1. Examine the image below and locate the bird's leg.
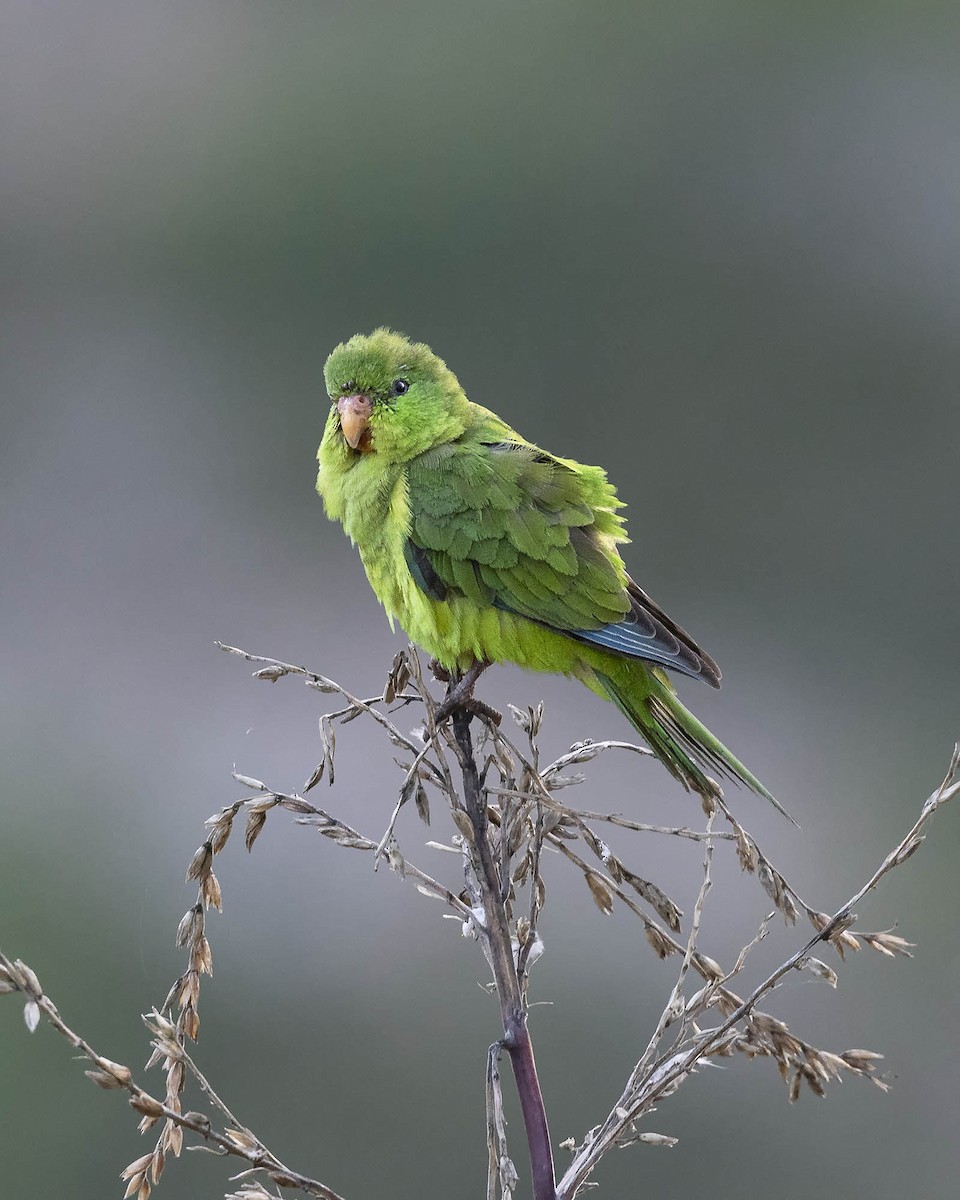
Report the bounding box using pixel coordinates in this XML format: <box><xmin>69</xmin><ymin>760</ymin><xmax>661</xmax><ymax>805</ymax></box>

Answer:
<box><xmin>433</xmin><ymin>660</ymin><xmax>501</xmax><ymax>726</ymax></box>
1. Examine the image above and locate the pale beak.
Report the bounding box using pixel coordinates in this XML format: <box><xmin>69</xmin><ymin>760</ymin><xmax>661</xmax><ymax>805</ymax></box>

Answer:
<box><xmin>337</xmin><ymin>394</ymin><xmax>372</xmax><ymax>450</ymax></box>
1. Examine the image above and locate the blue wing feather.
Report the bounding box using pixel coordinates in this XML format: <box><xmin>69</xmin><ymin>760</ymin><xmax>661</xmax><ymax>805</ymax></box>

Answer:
<box><xmin>570</xmin><ymin>622</ymin><xmax>703</xmax><ymax>679</ymax></box>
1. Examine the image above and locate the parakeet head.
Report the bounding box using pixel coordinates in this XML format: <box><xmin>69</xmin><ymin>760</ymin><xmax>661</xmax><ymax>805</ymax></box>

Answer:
<box><xmin>322</xmin><ymin>329</ymin><xmax>468</xmax><ymax>462</ymax></box>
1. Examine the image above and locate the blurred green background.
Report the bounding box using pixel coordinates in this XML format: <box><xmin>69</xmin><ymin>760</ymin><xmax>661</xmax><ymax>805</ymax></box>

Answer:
<box><xmin>2</xmin><ymin>1</ymin><xmax>958</xmax><ymax>1196</ymax></box>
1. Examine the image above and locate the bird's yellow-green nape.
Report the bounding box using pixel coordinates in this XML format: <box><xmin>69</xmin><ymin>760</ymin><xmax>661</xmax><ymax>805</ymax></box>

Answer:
<box><xmin>316</xmin><ymin>329</ymin><xmax>788</xmax><ymax>820</ymax></box>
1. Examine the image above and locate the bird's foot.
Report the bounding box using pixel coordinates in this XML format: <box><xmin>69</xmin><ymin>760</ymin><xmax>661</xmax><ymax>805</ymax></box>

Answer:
<box><xmin>433</xmin><ymin>661</ymin><xmax>501</xmax><ymax>727</ymax></box>
<box><xmin>428</xmin><ymin>658</ymin><xmax>452</xmax><ymax>684</ymax></box>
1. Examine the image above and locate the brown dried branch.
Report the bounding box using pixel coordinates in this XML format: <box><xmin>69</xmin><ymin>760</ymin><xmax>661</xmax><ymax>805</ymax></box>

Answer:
<box><xmin>449</xmin><ymin>708</ymin><xmax>557</xmax><ymax>1200</ymax></box>
<box><xmin>556</xmin><ymin>746</ymin><xmax>960</xmax><ymax>1198</ymax></box>
<box><xmin>6</xmin><ymin>640</ymin><xmax>956</xmax><ymax>1200</ymax></box>
<box><xmin>0</xmin><ymin>952</ymin><xmax>345</xmax><ymax>1200</ymax></box>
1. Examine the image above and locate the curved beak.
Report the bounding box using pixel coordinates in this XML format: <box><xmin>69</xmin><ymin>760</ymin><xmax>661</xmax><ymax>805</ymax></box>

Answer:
<box><xmin>337</xmin><ymin>394</ymin><xmax>372</xmax><ymax>450</ymax></box>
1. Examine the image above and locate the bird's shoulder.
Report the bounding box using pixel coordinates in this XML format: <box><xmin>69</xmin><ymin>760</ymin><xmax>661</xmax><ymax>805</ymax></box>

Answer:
<box><xmin>406</xmin><ymin>405</ymin><xmax>621</xmax><ymax>520</ymax></box>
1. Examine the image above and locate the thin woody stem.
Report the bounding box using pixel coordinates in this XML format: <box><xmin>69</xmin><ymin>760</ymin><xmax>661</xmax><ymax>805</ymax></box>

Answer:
<box><xmin>451</xmin><ymin>709</ymin><xmax>557</xmax><ymax>1200</ymax></box>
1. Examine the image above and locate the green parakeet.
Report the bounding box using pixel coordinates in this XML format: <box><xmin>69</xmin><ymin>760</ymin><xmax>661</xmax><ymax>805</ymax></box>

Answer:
<box><xmin>317</xmin><ymin>329</ymin><xmax>783</xmax><ymax>815</ymax></box>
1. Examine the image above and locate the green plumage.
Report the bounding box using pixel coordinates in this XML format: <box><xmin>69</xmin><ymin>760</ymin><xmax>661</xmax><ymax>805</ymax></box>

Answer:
<box><xmin>317</xmin><ymin>329</ymin><xmax>784</xmax><ymax>816</ymax></box>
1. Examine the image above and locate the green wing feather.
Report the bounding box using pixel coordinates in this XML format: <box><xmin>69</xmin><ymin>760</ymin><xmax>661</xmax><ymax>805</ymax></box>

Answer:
<box><xmin>408</xmin><ymin>436</ymin><xmax>623</xmax><ymax>621</ymax></box>
<box><xmin>404</xmin><ymin>430</ymin><xmax>719</xmax><ymax>684</ymax></box>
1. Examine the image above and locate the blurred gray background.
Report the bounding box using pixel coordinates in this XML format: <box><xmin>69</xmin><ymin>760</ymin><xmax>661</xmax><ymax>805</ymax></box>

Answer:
<box><xmin>2</xmin><ymin>2</ymin><xmax>958</xmax><ymax>1196</ymax></box>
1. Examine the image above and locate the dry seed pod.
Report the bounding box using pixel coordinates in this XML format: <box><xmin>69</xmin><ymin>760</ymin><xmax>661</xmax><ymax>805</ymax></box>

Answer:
<box><xmin>185</xmin><ymin>842</ymin><xmax>213</xmax><ymax>883</ymax></box>
<box><xmin>584</xmin><ymin>871</ymin><xmax>614</xmax><ymax>915</ymax></box>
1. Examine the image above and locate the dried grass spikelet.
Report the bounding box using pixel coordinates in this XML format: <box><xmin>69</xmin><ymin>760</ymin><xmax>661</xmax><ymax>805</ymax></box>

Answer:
<box><xmin>201</xmin><ymin>871</ymin><xmax>222</xmax><ymax>911</ymax></box>
<box><xmin>861</xmin><ymin>931</ymin><xmax>914</xmax><ymax>958</ymax></box>
<box><xmin>508</xmin><ymin>702</ymin><xmax>544</xmax><ymax>736</ymax></box>
<box><xmin>450</xmin><ymin>807</ymin><xmax>475</xmax><ymax>843</ymax></box>
<box><xmin>130</xmin><ymin>1093</ymin><xmax>164</xmax><ymax>1119</ymax></box>
<box><xmin>164</xmin><ymin>1060</ymin><xmax>184</xmax><ymax>1109</ymax></box>
<box><xmin>382</xmin><ymin>649</ymin><xmax>411</xmax><ymax>704</ymax></box>
<box><xmin>809</xmin><ymin>910</ymin><xmax>862</xmax><ymax>958</ymax></box>
<box><xmin>841</xmin><ymin>1048</ymin><xmax>886</xmax><ymax>1075</ymax></box>
<box><xmin>415</xmin><ymin>781</ymin><xmax>431</xmax><ymax>825</ymax></box>
<box><xmin>178</xmin><ymin>1003</ymin><xmax>200</xmax><ymax>1041</ymax></box>
<box><xmin>584</xmin><ymin>871</ymin><xmax>614</xmax><ymax>915</ymax></box>
<box><xmin>244</xmin><ymin>796</ymin><xmax>278</xmax><ymax>851</ymax></box>
<box><xmin>184</xmin><ymin>842</ymin><xmax>213</xmax><ymax>884</ymax></box>
<box><xmin>756</xmin><ymin>857</ymin><xmax>800</xmax><ymax>924</ymax></box>
<box><xmin>174</xmin><ymin>905</ymin><xmax>203</xmax><ymax>949</ymax></box>
<box><xmin>644</xmin><ymin>924</ymin><xmax>678</xmax><ymax>959</ymax></box>
<box><xmin>150</xmin><ymin>1144</ymin><xmax>165</xmax><ymax>1185</ymax></box>
<box><xmin>692</xmin><ymin>953</ymin><xmax>724</xmax><ymax>983</ymax></box>
<box><xmin>637</xmin><ymin>1131</ymin><xmax>679</xmax><ymax>1148</ymax></box>
<box><xmin>618</xmin><ymin>866</ymin><xmax>682</xmax><ymax>932</ymax></box>
<box><xmin>303</xmin><ymin>758</ymin><xmax>326</xmax><ymax>793</ymax></box>
<box><xmin>734</xmin><ymin>1006</ymin><xmax>889</xmax><ymax>1102</ymax></box>
<box><xmin>696</xmin><ymin>776</ymin><xmax>721</xmax><ymax>816</ymax></box>
<box><xmin>734</xmin><ymin>826</ymin><xmax>759</xmax><ymax>873</ymax></box>
<box><xmin>798</xmin><ymin>956</ymin><xmax>839</xmax><ymax>987</ymax></box>
<box><xmin>23</xmin><ymin>999</ymin><xmax>40</xmax><ymax>1032</ymax></box>
<box><xmin>136</xmin><ymin>1112</ymin><xmax>160</xmax><ymax>1137</ymax></box>
<box><xmin>143</xmin><ymin>1011</ymin><xmax>182</xmax><ymax>1069</ymax></box>
<box><xmin>382</xmin><ymin>833</ymin><xmax>406</xmax><ymax>878</ymax></box>
<box><xmin>178</xmin><ymin>970</ymin><xmax>200</xmax><ymax>1010</ymax></box>
<box><xmin>204</xmin><ymin>803</ymin><xmax>240</xmax><ymax>853</ymax></box>
<box><xmin>120</xmin><ymin>1152</ymin><xmax>154</xmax><ymax>1200</ymax></box>
<box><xmin>893</xmin><ymin>833</ymin><xmax>926</xmax><ymax>865</ymax></box>
<box><xmin>10</xmin><ymin>960</ymin><xmax>42</xmax><ymax>995</ymax></box>
<box><xmin>84</xmin><ymin>1059</ymin><xmax>133</xmax><ymax>1089</ymax></box>
<box><xmin>162</xmin><ymin>1117</ymin><xmax>183</xmax><ymax>1157</ymax></box>
<box><xmin>251</xmin><ymin>664</ymin><xmax>293</xmax><ymax>682</ymax></box>
<box><xmin>223</xmin><ymin>1126</ymin><xmax>260</xmax><ymax>1152</ymax></box>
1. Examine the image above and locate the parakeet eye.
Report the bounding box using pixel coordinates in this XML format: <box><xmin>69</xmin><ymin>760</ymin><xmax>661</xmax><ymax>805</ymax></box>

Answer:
<box><xmin>341</xmin><ymin>380</ymin><xmax>355</xmax><ymax>392</ymax></box>
<box><xmin>392</xmin><ymin>379</ymin><xmax>409</xmax><ymax>396</ymax></box>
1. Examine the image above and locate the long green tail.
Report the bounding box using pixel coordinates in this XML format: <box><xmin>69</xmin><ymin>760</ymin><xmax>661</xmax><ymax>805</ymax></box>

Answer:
<box><xmin>595</xmin><ymin>665</ymin><xmax>795</xmax><ymax>825</ymax></box>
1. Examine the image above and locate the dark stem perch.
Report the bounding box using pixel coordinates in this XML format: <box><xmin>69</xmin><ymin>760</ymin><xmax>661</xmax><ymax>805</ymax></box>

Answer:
<box><xmin>451</xmin><ymin>710</ymin><xmax>557</xmax><ymax>1200</ymax></box>
<box><xmin>434</xmin><ymin>661</ymin><xmax>502</xmax><ymax>726</ymax></box>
